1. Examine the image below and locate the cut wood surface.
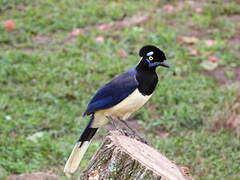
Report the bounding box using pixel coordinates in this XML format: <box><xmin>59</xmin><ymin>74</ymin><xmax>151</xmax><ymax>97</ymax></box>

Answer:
<box><xmin>80</xmin><ymin>131</ymin><xmax>192</xmax><ymax>180</ymax></box>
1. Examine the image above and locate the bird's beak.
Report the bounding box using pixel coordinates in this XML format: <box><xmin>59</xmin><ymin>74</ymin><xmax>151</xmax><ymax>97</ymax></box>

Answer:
<box><xmin>159</xmin><ymin>60</ymin><xmax>170</xmax><ymax>68</ymax></box>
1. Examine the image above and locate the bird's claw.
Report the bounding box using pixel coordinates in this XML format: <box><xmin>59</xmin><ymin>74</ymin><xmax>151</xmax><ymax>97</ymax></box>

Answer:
<box><xmin>118</xmin><ymin>129</ymin><xmax>130</xmax><ymax>136</ymax></box>
<box><xmin>133</xmin><ymin>135</ymin><xmax>148</xmax><ymax>144</ymax></box>
<box><xmin>118</xmin><ymin>129</ymin><xmax>148</xmax><ymax>144</ymax></box>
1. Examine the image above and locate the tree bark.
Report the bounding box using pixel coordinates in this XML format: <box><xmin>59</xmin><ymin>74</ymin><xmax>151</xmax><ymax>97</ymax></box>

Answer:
<box><xmin>80</xmin><ymin>131</ymin><xmax>192</xmax><ymax>180</ymax></box>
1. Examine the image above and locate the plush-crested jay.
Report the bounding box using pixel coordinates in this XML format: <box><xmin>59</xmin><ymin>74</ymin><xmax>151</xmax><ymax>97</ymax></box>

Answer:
<box><xmin>64</xmin><ymin>45</ymin><xmax>170</xmax><ymax>174</ymax></box>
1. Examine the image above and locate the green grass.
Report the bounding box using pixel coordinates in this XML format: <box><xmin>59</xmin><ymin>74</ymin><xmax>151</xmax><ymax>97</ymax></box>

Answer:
<box><xmin>152</xmin><ymin>130</ymin><xmax>240</xmax><ymax>180</ymax></box>
<box><xmin>0</xmin><ymin>0</ymin><xmax>240</xmax><ymax>179</ymax></box>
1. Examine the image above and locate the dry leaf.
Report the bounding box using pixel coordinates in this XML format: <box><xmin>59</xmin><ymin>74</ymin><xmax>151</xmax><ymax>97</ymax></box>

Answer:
<box><xmin>190</xmin><ymin>49</ymin><xmax>201</xmax><ymax>56</ymax></box>
<box><xmin>206</xmin><ymin>51</ymin><xmax>213</xmax><ymax>56</ymax></box>
<box><xmin>177</xmin><ymin>36</ymin><xmax>199</xmax><ymax>45</ymax></box>
<box><xmin>71</xmin><ymin>29</ymin><xmax>84</xmax><ymax>36</ymax></box>
<box><xmin>195</xmin><ymin>7</ymin><xmax>203</xmax><ymax>14</ymax></box>
<box><xmin>119</xmin><ymin>48</ymin><xmax>127</xmax><ymax>57</ymax></box>
<box><xmin>95</xmin><ymin>35</ymin><xmax>104</xmax><ymax>43</ymax></box>
<box><xmin>97</xmin><ymin>24</ymin><xmax>110</xmax><ymax>31</ymax></box>
<box><xmin>4</xmin><ymin>19</ymin><xmax>15</xmax><ymax>31</ymax></box>
<box><xmin>27</xmin><ymin>132</ymin><xmax>46</xmax><ymax>142</ymax></box>
<box><xmin>163</xmin><ymin>4</ymin><xmax>174</xmax><ymax>12</ymax></box>
<box><xmin>208</xmin><ymin>55</ymin><xmax>218</xmax><ymax>63</ymax></box>
<box><xmin>201</xmin><ymin>60</ymin><xmax>218</xmax><ymax>71</ymax></box>
<box><xmin>206</xmin><ymin>39</ymin><xmax>216</xmax><ymax>47</ymax></box>
<box><xmin>5</xmin><ymin>115</ymin><xmax>12</xmax><ymax>120</ymax></box>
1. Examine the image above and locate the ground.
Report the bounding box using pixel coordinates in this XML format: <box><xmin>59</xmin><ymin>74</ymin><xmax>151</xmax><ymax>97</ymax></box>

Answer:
<box><xmin>0</xmin><ymin>0</ymin><xmax>240</xmax><ymax>180</ymax></box>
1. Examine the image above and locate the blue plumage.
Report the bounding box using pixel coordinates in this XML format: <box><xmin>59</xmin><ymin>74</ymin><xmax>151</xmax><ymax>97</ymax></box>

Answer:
<box><xmin>83</xmin><ymin>68</ymin><xmax>138</xmax><ymax>116</ymax></box>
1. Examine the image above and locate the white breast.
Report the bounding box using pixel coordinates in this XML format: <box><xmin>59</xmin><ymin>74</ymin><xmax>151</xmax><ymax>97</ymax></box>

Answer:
<box><xmin>101</xmin><ymin>89</ymin><xmax>151</xmax><ymax>119</ymax></box>
<box><xmin>92</xmin><ymin>89</ymin><xmax>152</xmax><ymax>128</ymax></box>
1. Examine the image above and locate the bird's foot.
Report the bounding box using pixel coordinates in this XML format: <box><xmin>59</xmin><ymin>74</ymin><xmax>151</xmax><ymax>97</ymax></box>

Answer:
<box><xmin>107</xmin><ymin>116</ymin><xmax>149</xmax><ymax>144</ymax></box>
<box><xmin>119</xmin><ymin>130</ymin><xmax>148</xmax><ymax>144</ymax></box>
<box><xmin>130</xmin><ymin>134</ymin><xmax>148</xmax><ymax>144</ymax></box>
<box><xmin>117</xmin><ymin>128</ymin><xmax>130</xmax><ymax>136</ymax></box>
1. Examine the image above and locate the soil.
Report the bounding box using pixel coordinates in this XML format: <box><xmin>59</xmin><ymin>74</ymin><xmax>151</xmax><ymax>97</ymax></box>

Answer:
<box><xmin>7</xmin><ymin>172</ymin><xmax>58</xmax><ymax>180</ymax></box>
<box><xmin>203</xmin><ymin>66</ymin><xmax>240</xmax><ymax>85</ymax></box>
<box><xmin>230</xmin><ymin>27</ymin><xmax>240</xmax><ymax>46</ymax></box>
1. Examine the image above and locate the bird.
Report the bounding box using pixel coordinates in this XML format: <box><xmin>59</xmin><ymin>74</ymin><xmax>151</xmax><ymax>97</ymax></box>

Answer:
<box><xmin>64</xmin><ymin>45</ymin><xmax>170</xmax><ymax>175</ymax></box>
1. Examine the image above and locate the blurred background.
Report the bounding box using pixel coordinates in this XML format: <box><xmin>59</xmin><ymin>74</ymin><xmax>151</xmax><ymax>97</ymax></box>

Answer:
<box><xmin>0</xmin><ymin>0</ymin><xmax>240</xmax><ymax>179</ymax></box>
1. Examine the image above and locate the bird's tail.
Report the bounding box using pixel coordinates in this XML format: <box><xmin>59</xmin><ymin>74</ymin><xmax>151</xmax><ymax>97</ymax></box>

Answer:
<box><xmin>64</xmin><ymin>115</ymin><xmax>98</xmax><ymax>175</ymax></box>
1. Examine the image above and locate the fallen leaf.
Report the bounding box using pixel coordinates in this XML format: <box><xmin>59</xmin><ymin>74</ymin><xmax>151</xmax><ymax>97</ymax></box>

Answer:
<box><xmin>201</xmin><ymin>60</ymin><xmax>218</xmax><ymax>71</ymax></box>
<box><xmin>190</xmin><ymin>49</ymin><xmax>201</xmax><ymax>56</ymax></box>
<box><xmin>175</xmin><ymin>2</ymin><xmax>186</xmax><ymax>11</ymax></box>
<box><xmin>97</xmin><ymin>24</ymin><xmax>110</xmax><ymax>31</ymax></box>
<box><xmin>177</xmin><ymin>36</ymin><xmax>199</xmax><ymax>45</ymax></box>
<box><xmin>4</xmin><ymin>19</ymin><xmax>15</xmax><ymax>31</ymax></box>
<box><xmin>195</xmin><ymin>7</ymin><xmax>203</xmax><ymax>14</ymax></box>
<box><xmin>208</xmin><ymin>55</ymin><xmax>218</xmax><ymax>63</ymax></box>
<box><xmin>206</xmin><ymin>39</ymin><xmax>216</xmax><ymax>47</ymax></box>
<box><xmin>64</xmin><ymin>93</ymin><xmax>76</xmax><ymax>100</ymax></box>
<box><xmin>27</xmin><ymin>132</ymin><xmax>46</xmax><ymax>142</ymax></box>
<box><xmin>163</xmin><ymin>4</ymin><xmax>174</xmax><ymax>12</ymax></box>
<box><xmin>71</xmin><ymin>28</ymin><xmax>84</xmax><ymax>36</ymax></box>
<box><xmin>206</xmin><ymin>51</ymin><xmax>213</xmax><ymax>56</ymax></box>
<box><xmin>119</xmin><ymin>48</ymin><xmax>127</xmax><ymax>57</ymax></box>
<box><xmin>95</xmin><ymin>35</ymin><xmax>104</xmax><ymax>43</ymax></box>
<box><xmin>5</xmin><ymin>115</ymin><xmax>12</xmax><ymax>120</ymax></box>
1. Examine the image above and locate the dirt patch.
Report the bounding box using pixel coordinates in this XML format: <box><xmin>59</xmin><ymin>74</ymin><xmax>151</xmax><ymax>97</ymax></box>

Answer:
<box><xmin>62</xmin><ymin>0</ymin><xmax>206</xmax><ymax>43</ymax></box>
<box><xmin>225</xmin><ymin>14</ymin><xmax>240</xmax><ymax>24</ymax></box>
<box><xmin>204</xmin><ymin>66</ymin><xmax>240</xmax><ymax>134</ymax></box>
<box><xmin>209</xmin><ymin>93</ymin><xmax>240</xmax><ymax>135</ymax></box>
<box><xmin>188</xmin><ymin>24</ymin><xmax>209</xmax><ymax>39</ymax></box>
<box><xmin>203</xmin><ymin>66</ymin><xmax>240</xmax><ymax>85</ymax></box>
<box><xmin>227</xmin><ymin>14</ymin><xmax>240</xmax><ymax>47</ymax></box>
<box><xmin>32</xmin><ymin>35</ymin><xmax>52</xmax><ymax>46</ymax></box>
<box><xmin>7</xmin><ymin>172</ymin><xmax>58</xmax><ymax>180</ymax></box>
<box><xmin>230</xmin><ymin>27</ymin><xmax>240</xmax><ymax>46</ymax></box>
<box><xmin>112</xmin><ymin>13</ymin><xmax>150</xmax><ymax>30</ymax></box>
<box><xmin>151</xmin><ymin>128</ymin><xmax>170</xmax><ymax>138</ymax></box>
<box><xmin>62</xmin><ymin>13</ymin><xmax>150</xmax><ymax>43</ymax></box>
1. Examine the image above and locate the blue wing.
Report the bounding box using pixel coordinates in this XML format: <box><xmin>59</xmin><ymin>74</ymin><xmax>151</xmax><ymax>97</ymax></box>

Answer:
<box><xmin>83</xmin><ymin>68</ymin><xmax>138</xmax><ymax>116</ymax></box>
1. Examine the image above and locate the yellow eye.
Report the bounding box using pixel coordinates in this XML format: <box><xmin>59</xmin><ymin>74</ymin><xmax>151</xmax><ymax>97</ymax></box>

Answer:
<box><xmin>149</xmin><ymin>56</ymin><xmax>154</xmax><ymax>60</ymax></box>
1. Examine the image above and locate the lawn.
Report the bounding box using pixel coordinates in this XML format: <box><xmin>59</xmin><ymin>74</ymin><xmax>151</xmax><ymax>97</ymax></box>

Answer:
<box><xmin>0</xmin><ymin>0</ymin><xmax>240</xmax><ymax>180</ymax></box>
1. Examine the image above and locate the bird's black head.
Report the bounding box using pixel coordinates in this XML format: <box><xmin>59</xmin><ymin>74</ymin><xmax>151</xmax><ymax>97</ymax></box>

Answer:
<box><xmin>138</xmin><ymin>45</ymin><xmax>170</xmax><ymax>70</ymax></box>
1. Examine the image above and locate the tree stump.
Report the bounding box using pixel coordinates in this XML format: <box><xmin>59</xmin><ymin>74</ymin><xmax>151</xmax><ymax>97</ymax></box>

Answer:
<box><xmin>80</xmin><ymin>131</ymin><xmax>192</xmax><ymax>180</ymax></box>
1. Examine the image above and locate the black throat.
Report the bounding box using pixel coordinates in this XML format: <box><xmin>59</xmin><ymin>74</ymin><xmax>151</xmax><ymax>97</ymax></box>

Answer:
<box><xmin>135</xmin><ymin>59</ymin><xmax>158</xmax><ymax>96</ymax></box>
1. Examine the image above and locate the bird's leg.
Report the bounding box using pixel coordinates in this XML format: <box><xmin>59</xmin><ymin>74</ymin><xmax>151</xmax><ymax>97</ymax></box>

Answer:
<box><xmin>118</xmin><ymin>119</ymin><xmax>148</xmax><ymax>144</ymax></box>
<box><xmin>106</xmin><ymin>116</ymin><xmax>128</xmax><ymax>136</ymax></box>
<box><xmin>119</xmin><ymin>120</ymin><xmax>137</xmax><ymax>134</ymax></box>
<box><xmin>106</xmin><ymin>116</ymin><xmax>148</xmax><ymax>144</ymax></box>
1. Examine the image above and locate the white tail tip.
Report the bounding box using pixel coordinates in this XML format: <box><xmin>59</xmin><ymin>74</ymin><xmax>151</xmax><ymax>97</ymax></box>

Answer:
<box><xmin>64</xmin><ymin>141</ymin><xmax>90</xmax><ymax>175</ymax></box>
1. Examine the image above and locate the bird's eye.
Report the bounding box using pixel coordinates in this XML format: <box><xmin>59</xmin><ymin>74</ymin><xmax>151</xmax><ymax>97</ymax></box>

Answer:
<box><xmin>149</xmin><ymin>56</ymin><xmax>154</xmax><ymax>60</ymax></box>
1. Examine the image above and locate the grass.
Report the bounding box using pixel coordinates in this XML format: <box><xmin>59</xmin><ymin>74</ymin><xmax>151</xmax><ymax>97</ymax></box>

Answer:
<box><xmin>0</xmin><ymin>0</ymin><xmax>240</xmax><ymax>179</ymax></box>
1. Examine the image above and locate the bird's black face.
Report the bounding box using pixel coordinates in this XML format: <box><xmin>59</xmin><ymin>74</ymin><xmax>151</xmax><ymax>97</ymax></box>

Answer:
<box><xmin>139</xmin><ymin>45</ymin><xmax>170</xmax><ymax>69</ymax></box>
